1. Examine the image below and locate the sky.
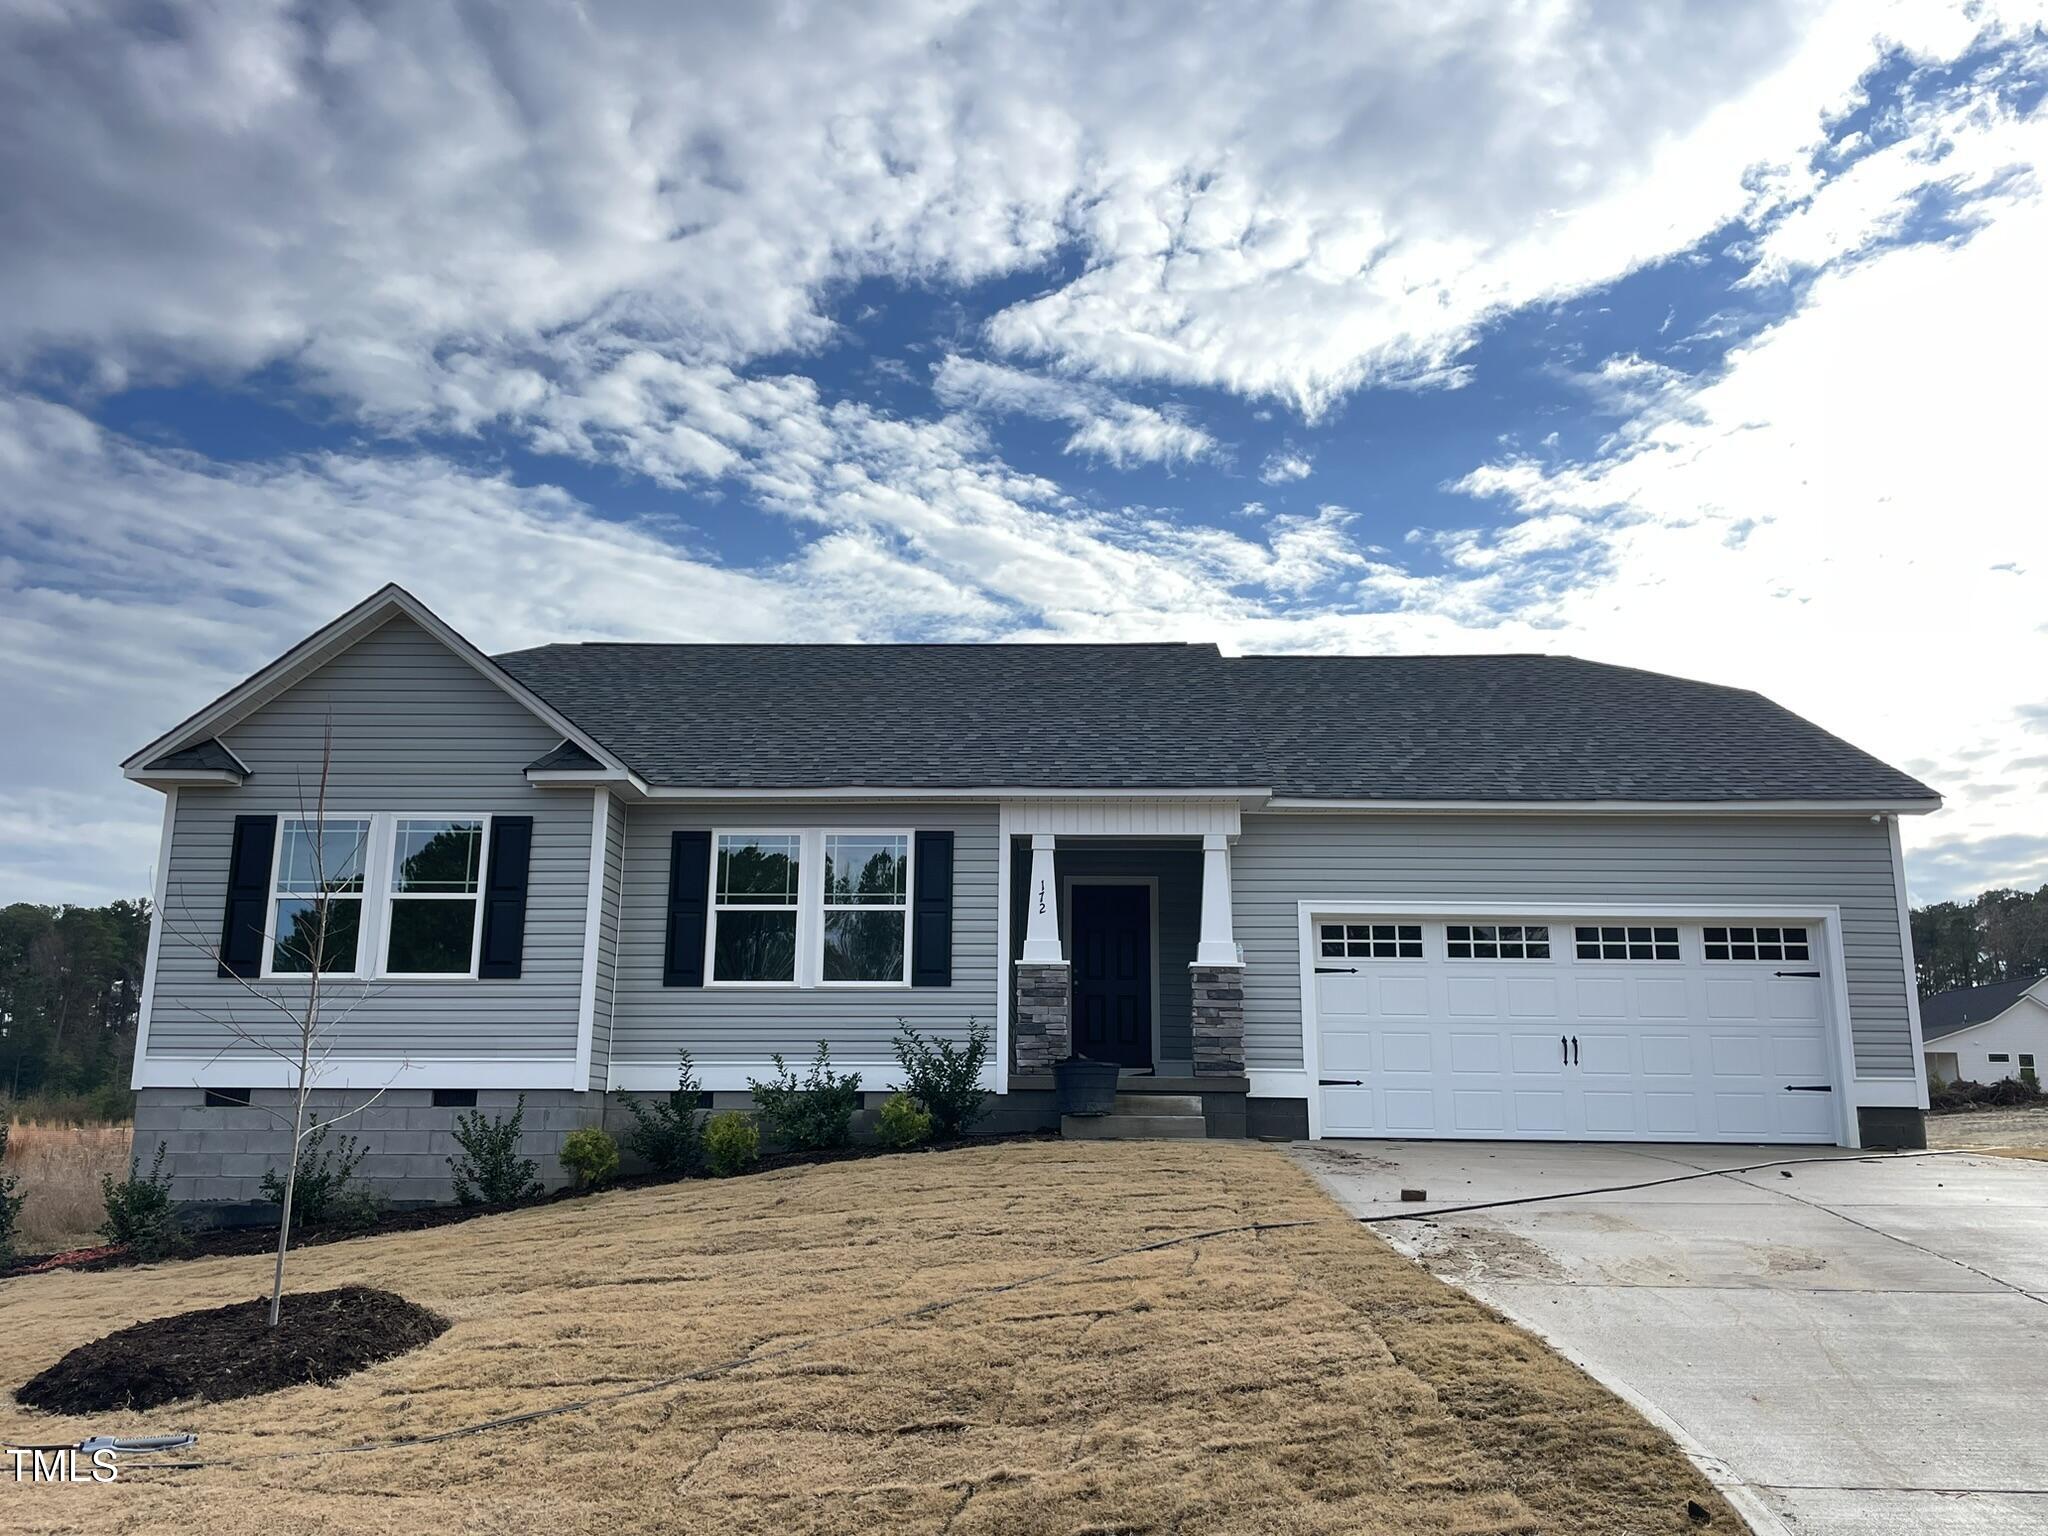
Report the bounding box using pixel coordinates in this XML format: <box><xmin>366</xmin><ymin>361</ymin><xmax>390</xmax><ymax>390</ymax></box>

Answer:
<box><xmin>1</xmin><ymin>0</ymin><xmax>2043</xmax><ymax>909</ymax></box>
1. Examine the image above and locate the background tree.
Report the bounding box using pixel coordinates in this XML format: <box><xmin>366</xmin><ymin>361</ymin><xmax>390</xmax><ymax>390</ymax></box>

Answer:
<box><xmin>1910</xmin><ymin>882</ymin><xmax>2048</xmax><ymax>996</ymax></box>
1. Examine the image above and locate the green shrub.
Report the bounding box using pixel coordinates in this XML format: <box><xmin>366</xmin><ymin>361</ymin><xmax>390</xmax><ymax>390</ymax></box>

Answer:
<box><xmin>702</xmin><ymin>1112</ymin><xmax>760</xmax><ymax>1177</ymax></box>
<box><xmin>0</xmin><ymin>1125</ymin><xmax>22</xmax><ymax>1263</ymax></box>
<box><xmin>875</xmin><ymin>1093</ymin><xmax>933</xmax><ymax>1149</ymax></box>
<box><xmin>891</xmin><ymin>1018</ymin><xmax>992</xmax><ymax>1139</ymax></box>
<box><xmin>619</xmin><ymin>1051</ymin><xmax>704</xmax><ymax>1176</ymax></box>
<box><xmin>99</xmin><ymin>1141</ymin><xmax>186</xmax><ymax>1260</ymax></box>
<box><xmin>324</xmin><ymin>1184</ymin><xmax>389</xmax><ymax>1234</ymax></box>
<box><xmin>447</xmin><ymin>1095</ymin><xmax>544</xmax><ymax>1207</ymax></box>
<box><xmin>749</xmin><ymin>1042</ymin><xmax>862</xmax><ymax>1152</ymax></box>
<box><xmin>560</xmin><ymin>1126</ymin><xmax>621</xmax><ymax>1189</ymax></box>
<box><xmin>258</xmin><ymin>1122</ymin><xmax>368</xmax><ymax>1225</ymax></box>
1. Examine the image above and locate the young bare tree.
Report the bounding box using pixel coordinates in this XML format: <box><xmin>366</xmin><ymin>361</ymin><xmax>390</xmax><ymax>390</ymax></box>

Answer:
<box><xmin>163</xmin><ymin>722</ymin><xmax>405</xmax><ymax>1325</ymax></box>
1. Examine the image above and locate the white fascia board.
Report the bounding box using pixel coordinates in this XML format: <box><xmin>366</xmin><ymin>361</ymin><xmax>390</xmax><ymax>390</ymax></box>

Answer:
<box><xmin>1261</xmin><ymin>797</ymin><xmax>1943</xmax><ymax>816</ymax></box>
<box><xmin>526</xmin><ymin>768</ymin><xmax>634</xmax><ymax>786</ymax></box>
<box><xmin>134</xmin><ymin>1056</ymin><xmax>581</xmax><ymax>1090</ymax></box>
<box><xmin>121</xmin><ymin>584</ymin><xmax>628</xmax><ymax>778</ymax></box>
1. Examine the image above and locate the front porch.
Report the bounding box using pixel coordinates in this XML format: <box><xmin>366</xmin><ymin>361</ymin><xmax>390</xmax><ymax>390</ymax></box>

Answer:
<box><xmin>1003</xmin><ymin>819</ymin><xmax>1248</xmax><ymax>1135</ymax></box>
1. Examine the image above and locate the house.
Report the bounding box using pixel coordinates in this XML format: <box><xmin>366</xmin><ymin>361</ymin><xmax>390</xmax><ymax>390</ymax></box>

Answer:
<box><xmin>1919</xmin><ymin>976</ymin><xmax>2047</xmax><ymax>1087</ymax></box>
<box><xmin>122</xmin><ymin>586</ymin><xmax>1942</xmax><ymax>1203</ymax></box>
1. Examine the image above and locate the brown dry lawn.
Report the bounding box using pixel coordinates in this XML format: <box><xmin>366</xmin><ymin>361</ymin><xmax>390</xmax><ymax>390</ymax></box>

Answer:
<box><xmin>0</xmin><ymin>1141</ymin><xmax>1735</xmax><ymax>1535</ymax></box>
<box><xmin>3</xmin><ymin>1121</ymin><xmax>129</xmax><ymax>1252</ymax></box>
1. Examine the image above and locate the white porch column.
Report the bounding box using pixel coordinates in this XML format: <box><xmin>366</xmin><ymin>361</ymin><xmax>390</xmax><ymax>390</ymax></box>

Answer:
<box><xmin>1020</xmin><ymin>833</ymin><xmax>1066</xmax><ymax>963</ymax></box>
<box><xmin>1194</xmin><ymin>832</ymin><xmax>1241</xmax><ymax>966</ymax></box>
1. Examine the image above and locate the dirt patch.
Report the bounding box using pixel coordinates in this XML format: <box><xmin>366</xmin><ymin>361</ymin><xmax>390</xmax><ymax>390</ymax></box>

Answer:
<box><xmin>1926</xmin><ymin>1104</ymin><xmax>2048</xmax><ymax>1150</ymax></box>
<box><xmin>0</xmin><ymin>1143</ymin><xmax>1735</xmax><ymax>1534</ymax></box>
<box><xmin>14</xmin><ymin>1285</ymin><xmax>447</xmax><ymax>1414</ymax></box>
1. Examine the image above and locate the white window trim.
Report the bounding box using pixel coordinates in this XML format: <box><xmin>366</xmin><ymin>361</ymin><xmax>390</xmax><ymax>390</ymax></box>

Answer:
<box><xmin>257</xmin><ymin>812</ymin><xmax>494</xmax><ymax>983</ymax></box>
<box><xmin>379</xmin><ymin>814</ymin><xmax>493</xmax><ymax>981</ymax></box>
<box><xmin>704</xmin><ymin>828</ymin><xmax>808</xmax><ymax>989</ymax></box>
<box><xmin>258</xmin><ymin>813</ymin><xmax>375</xmax><ymax>981</ymax></box>
<box><xmin>817</xmin><ymin>829</ymin><xmax>914</xmax><ymax>990</ymax></box>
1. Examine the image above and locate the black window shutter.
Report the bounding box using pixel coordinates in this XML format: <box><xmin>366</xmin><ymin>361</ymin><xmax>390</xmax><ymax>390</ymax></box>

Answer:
<box><xmin>663</xmin><ymin>830</ymin><xmax>712</xmax><ymax>987</ymax></box>
<box><xmin>218</xmin><ymin>814</ymin><xmax>276</xmax><ymax>978</ymax></box>
<box><xmin>910</xmin><ymin>830</ymin><xmax>954</xmax><ymax>987</ymax></box>
<box><xmin>478</xmin><ymin>816</ymin><xmax>534</xmax><ymax>980</ymax></box>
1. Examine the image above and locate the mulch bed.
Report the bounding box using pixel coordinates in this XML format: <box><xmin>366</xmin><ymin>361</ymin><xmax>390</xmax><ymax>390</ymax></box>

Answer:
<box><xmin>0</xmin><ymin>1131</ymin><xmax>1061</xmax><ymax>1280</ymax></box>
<box><xmin>14</xmin><ymin>1285</ymin><xmax>448</xmax><ymax>1414</ymax></box>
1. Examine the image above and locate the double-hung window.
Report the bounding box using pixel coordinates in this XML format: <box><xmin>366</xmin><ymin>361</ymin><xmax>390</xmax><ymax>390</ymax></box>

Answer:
<box><xmin>268</xmin><ymin>817</ymin><xmax>371</xmax><ymax>975</ymax></box>
<box><xmin>383</xmin><ymin>819</ymin><xmax>486</xmax><ymax>976</ymax></box>
<box><xmin>821</xmin><ymin>833</ymin><xmax>909</xmax><ymax>983</ymax></box>
<box><xmin>710</xmin><ymin>833</ymin><xmax>802</xmax><ymax>984</ymax></box>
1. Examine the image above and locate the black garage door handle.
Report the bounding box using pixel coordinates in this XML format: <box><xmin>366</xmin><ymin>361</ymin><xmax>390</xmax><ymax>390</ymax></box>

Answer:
<box><xmin>1319</xmin><ymin>1078</ymin><xmax>1363</xmax><ymax>1087</ymax></box>
<box><xmin>1316</xmin><ymin>965</ymin><xmax>1359</xmax><ymax>975</ymax></box>
<box><xmin>1775</xmin><ymin>970</ymin><xmax>1821</xmax><ymax>978</ymax></box>
<box><xmin>1784</xmin><ymin>1084</ymin><xmax>1834</xmax><ymax>1092</ymax></box>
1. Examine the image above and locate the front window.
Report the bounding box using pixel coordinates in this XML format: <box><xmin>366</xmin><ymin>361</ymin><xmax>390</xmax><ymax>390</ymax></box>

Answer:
<box><xmin>820</xmin><ymin>833</ymin><xmax>908</xmax><ymax>983</ymax></box>
<box><xmin>383</xmin><ymin>819</ymin><xmax>485</xmax><ymax>975</ymax></box>
<box><xmin>711</xmin><ymin>833</ymin><xmax>801</xmax><ymax>983</ymax></box>
<box><xmin>269</xmin><ymin>817</ymin><xmax>369</xmax><ymax>974</ymax></box>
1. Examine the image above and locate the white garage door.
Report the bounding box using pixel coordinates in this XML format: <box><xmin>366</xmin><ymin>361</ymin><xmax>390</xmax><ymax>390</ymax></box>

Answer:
<box><xmin>1309</xmin><ymin>915</ymin><xmax>1839</xmax><ymax>1143</ymax></box>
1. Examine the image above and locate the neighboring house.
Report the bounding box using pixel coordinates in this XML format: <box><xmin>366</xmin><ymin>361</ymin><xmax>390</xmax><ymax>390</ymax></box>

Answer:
<box><xmin>1919</xmin><ymin>976</ymin><xmax>2047</xmax><ymax>1087</ymax></box>
<box><xmin>122</xmin><ymin>586</ymin><xmax>1943</xmax><ymax>1202</ymax></box>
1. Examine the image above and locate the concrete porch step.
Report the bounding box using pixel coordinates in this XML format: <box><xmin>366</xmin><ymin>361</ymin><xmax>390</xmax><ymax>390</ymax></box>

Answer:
<box><xmin>1111</xmin><ymin>1093</ymin><xmax>1202</xmax><ymax>1116</ymax></box>
<box><xmin>1061</xmin><ymin>1112</ymin><xmax>1208</xmax><ymax>1140</ymax></box>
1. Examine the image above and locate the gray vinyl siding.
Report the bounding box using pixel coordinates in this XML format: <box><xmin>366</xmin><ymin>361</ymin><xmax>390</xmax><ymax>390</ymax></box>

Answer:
<box><xmin>147</xmin><ymin>614</ymin><xmax>593</xmax><ymax>1064</ymax></box>
<box><xmin>588</xmin><ymin>795</ymin><xmax>627</xmax><ymax>1090</ymax></box>
<box><xmin>611</xmin><ymin>803</ymin><xmax>999</xmax><ymax>1071</ymax></box>
<box><xmin>1007</xmin><ymin>842</ymin><xmax>1201</xmax><ymax>1068</ymax></box>
<box><xmin>1231</xmin><ymin>813</ymin><xmax>1915</xmax><ymax>1080</ymax></box>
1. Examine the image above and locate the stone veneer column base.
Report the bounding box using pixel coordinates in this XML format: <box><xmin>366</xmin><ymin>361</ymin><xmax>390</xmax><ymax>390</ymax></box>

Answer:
<box><xmin>1013</xmin><ymin>962</ymin><xmax>1073</xmax><ymax>1072</ymax></box>
<box><xmin>1190</xmin><ymin>964</ymin><xmax>1246</xmax><ymax>1076</ymax></box>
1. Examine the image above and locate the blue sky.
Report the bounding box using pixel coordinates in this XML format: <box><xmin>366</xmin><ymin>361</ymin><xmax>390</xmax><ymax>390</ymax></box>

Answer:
<box><xmin>1</xmin><ymin>1</ymin><xmax>2044</xmax><ymax>906</ymax></box>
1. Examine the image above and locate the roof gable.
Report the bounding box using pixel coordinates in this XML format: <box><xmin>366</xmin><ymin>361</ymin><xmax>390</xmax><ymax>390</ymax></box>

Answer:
<box><xmin>123</xmin><ymin>585</ymin><xmax>624</xmax><ymax>786</ymax></box>
<box><xmin>1919</xmin><ymin>975</ymin><xmax>2048</xmax><ymax>1041</ymax></box>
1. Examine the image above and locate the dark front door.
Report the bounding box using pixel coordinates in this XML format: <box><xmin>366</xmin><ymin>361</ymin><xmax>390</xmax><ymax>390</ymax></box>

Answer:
<box><xmin>1071</xmin><ymin>884</ymin><xmax>1153</xmax><ymax>1068</ymax></box>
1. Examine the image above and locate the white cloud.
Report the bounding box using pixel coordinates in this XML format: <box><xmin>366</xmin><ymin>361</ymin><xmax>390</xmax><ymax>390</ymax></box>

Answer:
<box><xmin>929</xmin><ymin>356</ymin><xmax>1214</xmax><ymax>466</ymax></box>
<box><xmin>1258</xmin><ymin>450</ymin><xmax>1313</xmax><ymax>484</ymax></box>
<box><xmin>4</xmin><ymin>0</ymin><xmax>2038</xmax><ymax>430</ymax></box>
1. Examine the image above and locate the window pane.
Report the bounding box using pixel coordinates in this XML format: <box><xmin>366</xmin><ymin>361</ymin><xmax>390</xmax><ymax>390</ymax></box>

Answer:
<box><xmin>387</xmin><ymin>898</ymin><xmax>478</xmax><ymax>973</ymax></box>
<box><xmin>822</xmin><ymin>910</ymin><xmax>905</xmax><ymax>982</ymax></box>
<box><xmin>392</xmin><ymin>819</ymin><xmax>482</xmax><ymax>892</ymax></box>
<box><xmin>713</xmin><ymin>910</ymin><xmax>797</xmax><ymax>981</ymax></box>
<box><xmin>277</xmin><ymin>818</ymin><xmax>369</xmax><ymax>894</ymax></box>
<box><xmin>271</xmin><ymin>897</ymin><xmax>361</xmax><ymax>973</ymax></box>
<box><xmin>717</xmin><ymin>835</ymin><xmax>800</xmax><ymax>904</ymax></box>
<box><xmin>824</xmin><ymin>834</ymin><xmax>907</xmax><ymax>905</ymax></box>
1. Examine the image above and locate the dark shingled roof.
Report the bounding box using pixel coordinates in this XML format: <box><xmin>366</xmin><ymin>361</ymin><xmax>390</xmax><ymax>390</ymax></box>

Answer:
<box><xmin>492</xmin><ymin>642</ymin><xmax>1938</xmax><ymax>803</ymax></box>
<box><xmin>526</xmin><ymin>739</ymin><xmax>609</xmax><ymax>774</ymax></box>
<box><xmin>143</xmin><ymin>738</ymin><xmax>246</xmax><ymax>776</ymax></box>
<box><xmin>1920</xmin><ymin>976</ymin><xmax>2045</xmax><ymax>1041</ymax></box>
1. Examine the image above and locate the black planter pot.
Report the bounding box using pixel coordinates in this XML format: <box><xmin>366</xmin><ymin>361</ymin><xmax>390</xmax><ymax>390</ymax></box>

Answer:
<box><xmin>1053</xmin><ymin>1056</ymin><xmax>1121</xmax><ymax>1117</ymax></box>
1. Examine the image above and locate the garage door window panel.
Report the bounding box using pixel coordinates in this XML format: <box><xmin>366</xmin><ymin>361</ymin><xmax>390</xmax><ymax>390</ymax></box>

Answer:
<box><xmin>1446</xmin><ymin>923</ymin><xmax>1550</xmax><ymax>960</ymax></box>
<box><xmin>1702</xmin><ymin>925</ymin><xmax>1810</xmax><ymax>962</ymax></box>
<box><xmin>1575</xmin><ymin>925</ymin><xmax>1680</xmax><ymax>961</ymax></box>
<box><xmin>1319</xmin><ymin>922</ymin><xmax>1422</xmax><ymax>959</ymax></box>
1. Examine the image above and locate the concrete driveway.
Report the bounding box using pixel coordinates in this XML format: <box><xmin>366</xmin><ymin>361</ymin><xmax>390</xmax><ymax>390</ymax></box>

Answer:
<box><xmin>1292</xmin><ymin>1140</ymin><xmax>2048</xmax><ymax>1536</ymax></box>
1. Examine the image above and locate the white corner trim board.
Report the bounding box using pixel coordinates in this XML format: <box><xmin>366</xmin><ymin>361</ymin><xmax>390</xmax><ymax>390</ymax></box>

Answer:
<box><xmin>573</xmin><ymin>788</ymin><xmax>612</xmax><ymax>1086</ymax></box>
<box><xmin>1885</xmin><ymin>815</ymin><xmax>1933</xmax><ymax>1112</ymax></box>
<box><xmin>128</xmin><ymin>786</ymin><xmax>179</xmax><ymax>1091</ymax></box>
